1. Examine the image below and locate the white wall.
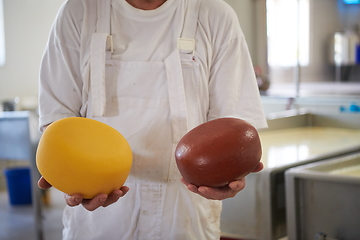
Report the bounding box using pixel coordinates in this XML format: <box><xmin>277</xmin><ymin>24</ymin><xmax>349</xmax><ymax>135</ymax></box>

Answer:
<box><xmin>267</xmin><ymin>0</ymin><xmax>360</xmax><ymax>83</ymax></box>
<box><xmin>0</xmin><ymin>0</ymin><xmax>64</xmax><ymax>109</ymax></box>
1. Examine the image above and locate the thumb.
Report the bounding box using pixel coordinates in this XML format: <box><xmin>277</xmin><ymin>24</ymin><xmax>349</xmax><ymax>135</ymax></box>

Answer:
<box><xmin>38</xmin><ymin>176</ymin><xmax>52</xmax><ymax>189</ymax></box>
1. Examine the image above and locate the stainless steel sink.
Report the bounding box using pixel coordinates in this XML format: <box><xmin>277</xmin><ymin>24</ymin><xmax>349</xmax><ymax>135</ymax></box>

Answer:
<box><xmin>220</xmin><ymin>109</ymin><xmax>360</xmax><ymax>240</ymax></box>
<box><xmin>286</xmin><ymin>152</ymin><xmax>360</xmax><ymax>240</ymax></box>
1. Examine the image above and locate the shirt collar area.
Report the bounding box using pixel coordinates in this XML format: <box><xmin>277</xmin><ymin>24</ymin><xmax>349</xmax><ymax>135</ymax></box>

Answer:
<box><xmin>112</xmin><ymin>0</ymin><xmax>179</xmax><ymax>21</ymax></box>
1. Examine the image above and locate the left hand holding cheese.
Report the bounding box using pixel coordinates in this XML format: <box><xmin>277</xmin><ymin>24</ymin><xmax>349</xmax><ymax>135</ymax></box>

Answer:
<box><xmin>181</xmin><ymin>162</ymin><xmax>263</xmax><ymax>200</ymax></box>
<box><xmin>175</xmin><ymin>117</ymin><xmax>264</xmax><ymax>200</ymax></box>
<box><xmin>175</xmin><ymin>117</ymin><xmax>262</xmax><ymax>188</ymax></box>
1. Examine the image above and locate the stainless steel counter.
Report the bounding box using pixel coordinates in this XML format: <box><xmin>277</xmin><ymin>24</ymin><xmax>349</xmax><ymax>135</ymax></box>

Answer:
<box><xmin>286</xmin><ymin>152</ymin><xmax>360</xmax><ymax>240</ymax></box>
<box><xmin>220</xmin><ymin>110</ymin><xmax>360</xmax><ymax>240</ymax></box>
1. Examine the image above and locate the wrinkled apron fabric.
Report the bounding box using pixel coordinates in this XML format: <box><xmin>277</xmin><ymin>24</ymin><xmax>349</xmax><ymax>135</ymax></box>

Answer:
<box><xmin>62</xmin><ymin>0</ymin><xmax>221</xmax><ymax>239</ymax></box>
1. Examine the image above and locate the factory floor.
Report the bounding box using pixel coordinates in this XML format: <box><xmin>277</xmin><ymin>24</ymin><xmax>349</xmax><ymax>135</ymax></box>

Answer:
<box><xmin>0</xmin><ymin>188</ymin><xmax>65</xmax><ymax>240</ymax></box>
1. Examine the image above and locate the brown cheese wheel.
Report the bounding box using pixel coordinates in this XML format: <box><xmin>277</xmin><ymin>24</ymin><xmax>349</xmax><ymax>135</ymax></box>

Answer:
<box><xmin>175</xmin><ymin>117</ymin><xmax>262</xmax><ymax>187</ymax></box>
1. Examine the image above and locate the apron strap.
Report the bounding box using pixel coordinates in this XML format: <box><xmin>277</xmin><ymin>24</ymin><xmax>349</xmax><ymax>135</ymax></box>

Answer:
<box><xmin>90</xmin><ymin>0</ymin><xmax>112</xmax><ymax>117</ymax></box>
<box><xmin>96</xmin><ymin>0</ymin><xmax>111</xmax><ymax>35</ymax></box>
<box><xmin>165</xmin><ymin>50</ymin><xmax>189</xmax><ymax>143</ymax></box>
<box><xmin>167</xmin><ymin>0</ymin><xmax>201</xmax><ymax>143</ymax></box>
<box><xmin>177</xmin><ymin>0</ymin><xmax>201</xmax><ymax>55</ymax></box>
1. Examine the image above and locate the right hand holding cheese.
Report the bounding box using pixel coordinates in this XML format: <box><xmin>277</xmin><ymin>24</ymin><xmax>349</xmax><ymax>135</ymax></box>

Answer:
<box><xmin>38</xmin><ymin>177</ymin><xmax>129</xmax><ymax>211</ymax></box>
<box><xmin>36</xmin><ymin>117</ymin><xmax>133</xmax><ymax>210</ymax></box>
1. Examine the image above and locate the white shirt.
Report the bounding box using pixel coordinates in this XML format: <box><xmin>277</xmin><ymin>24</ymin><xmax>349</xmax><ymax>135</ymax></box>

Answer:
<box><xmin>39</xmin><ymin>0</ymin><xmax>267</xmax><ymax>130</ymax></box>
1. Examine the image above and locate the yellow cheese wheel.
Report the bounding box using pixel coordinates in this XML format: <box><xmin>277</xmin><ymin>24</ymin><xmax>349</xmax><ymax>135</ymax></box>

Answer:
<box><xmin>36</xmin><ymin>117</ymin><xmax>132</xmax><ymax>199</ymax></box>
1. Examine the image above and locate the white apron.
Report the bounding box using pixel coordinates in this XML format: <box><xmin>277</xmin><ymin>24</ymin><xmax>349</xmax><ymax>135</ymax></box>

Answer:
<box><xmin>62</xmin><ymin>0</ymin><xmax>222</xmax><ymax>239</ymax></box>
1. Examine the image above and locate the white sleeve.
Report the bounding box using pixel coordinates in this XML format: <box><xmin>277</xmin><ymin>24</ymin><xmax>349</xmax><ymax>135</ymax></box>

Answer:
<box><xmin>206</xmin><ymin>2</ymin><xmax>267</xmax><ymax>129</ymax></box>
<box><xmin>38</xmin><ymin>1</ymin><xmax>85</xmax><ymax>131</ymax></box>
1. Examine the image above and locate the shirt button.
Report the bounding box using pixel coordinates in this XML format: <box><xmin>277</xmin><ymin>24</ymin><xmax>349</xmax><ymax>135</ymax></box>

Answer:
<box><xmin>143</xmin><ymin>210</ymin><xmax>148</xmax><ymax>215</ymax></box>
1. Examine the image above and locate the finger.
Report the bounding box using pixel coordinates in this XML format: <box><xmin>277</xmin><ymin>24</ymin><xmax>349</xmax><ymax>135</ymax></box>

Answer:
<box><xmin>81</xmin><ymin>193</ymin><xmax>108</xmax><ymax>211</ymax></box>
<box><xmin>187</xmin><ymin>184</ymin><xmax>200</xmax><ymax>194</ymax></box>
<box><xmin>102</xmin><ymin>186</ymin><xmax>129</xmax><ymax>208</ymax></box>
<box><xmin>181</xmin><ymin>177</ymin><xmax>238</xmax><ymax>200</ymax></box>
<box><xmin>64</xmin><ymin>193</ymin><xmax>83</xmax><ymax>207</ymax></box>
<box><xmin>183</xmin><ymin>184</ymin><xmax>210</xmax><ymax>199</ymax></box>
<box><xmin>228</xmin><ymin>178</ymin><xmax>246</xmax><ymax>191</ymax></box>
<box><xmin>38</xmin><ymin>177</ymin><xmax>52</xmax><ymax>189</ymax></box>
<box><xmin>198</xmin><ymin>182</ymin><xmax>243</xmax><ymax>200</ymax></box>
<box><xmin>180</xmin><ymin>178</ymin><xmax>200</xmax><ymax>194</ymax></box>
<box><xmin>182</xmin><ymin>177</ymin><xmax>235</xmax><ymax>200</ymax></box>
<box><xmin>120</xmin><ymin>185</ymin><xmax>130</xmax><ymax>195</ymax></box>
<box><xmin>251</xmin><ymin>162</ymin><xmax>264</xmax><ymax>173</ymax></box>
<box><xmin>197</xmin><ymin>186</ymin><xmax>234</xmax><ymax>200</ymax></box>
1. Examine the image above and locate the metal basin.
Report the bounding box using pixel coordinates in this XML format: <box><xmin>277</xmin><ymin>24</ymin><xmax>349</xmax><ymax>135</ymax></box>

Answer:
<box><xmin>220</xmin><ymin>109</ymin><xmax>360</xmax><ymax>240</ymax></box>
<box><xmin>286</xmin><ymin>153</ymin><xmax>360</xmax><ymax>240</ymax></box>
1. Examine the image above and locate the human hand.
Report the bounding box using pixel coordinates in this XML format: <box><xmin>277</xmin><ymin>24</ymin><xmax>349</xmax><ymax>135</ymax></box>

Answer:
<box><xmin>181</xmin><ymin>162</ymin><xmax>264</xmax><ymax>200</ymax></box>
<box><xmin>38</xmin><ymin>176</ymin><xmax>129</xmax><ymax>211</ymax></box>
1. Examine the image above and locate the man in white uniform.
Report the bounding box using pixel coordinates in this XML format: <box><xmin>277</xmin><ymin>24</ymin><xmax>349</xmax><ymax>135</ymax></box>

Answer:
<box><xmin>38</xmin><ymin>0</ymin><xmax>268</xmax><ymax>239</ymax></box>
